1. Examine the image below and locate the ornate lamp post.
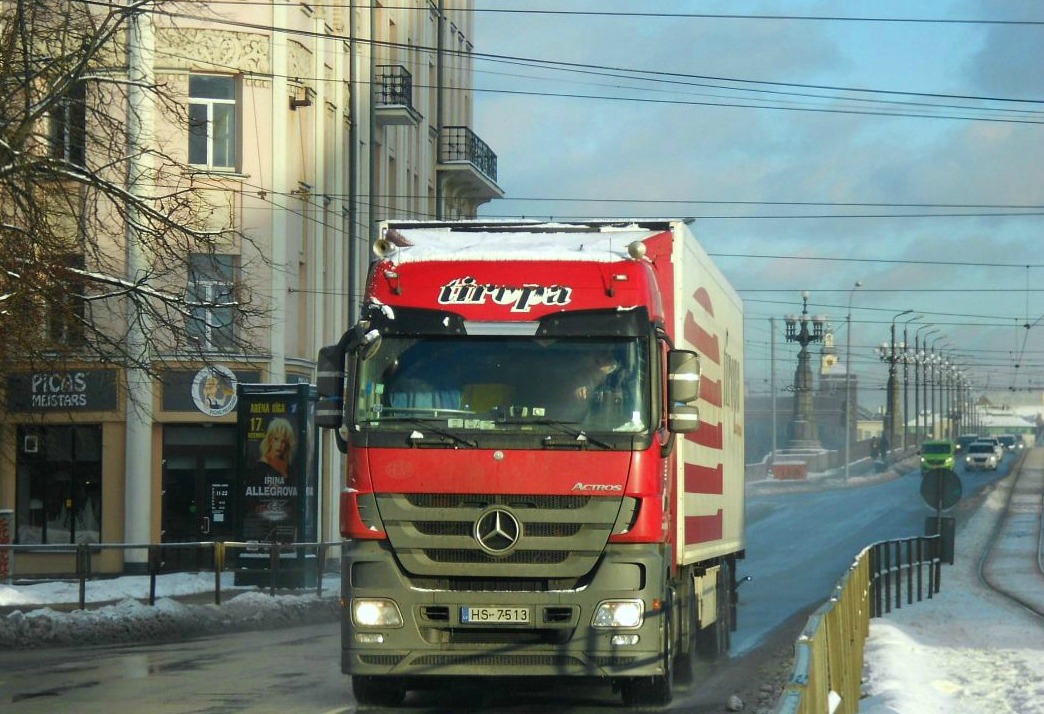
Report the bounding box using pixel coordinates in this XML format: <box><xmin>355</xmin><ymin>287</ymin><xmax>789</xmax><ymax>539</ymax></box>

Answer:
<box><xmin>876</xmin><ymin>309</ymin><xmax>912</xmax><ymax>456</ymax></box>
<box><xmin>844</xmin><ymin>281</ymin><xmax>862</xmax><ymax>481</ymax></box>
<box><xmin>784</xmin><ymin>291</ymin><xmax>826</xmax><ymax>449</ymax></box>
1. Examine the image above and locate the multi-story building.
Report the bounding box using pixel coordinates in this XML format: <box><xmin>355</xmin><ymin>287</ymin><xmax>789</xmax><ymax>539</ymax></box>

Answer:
<box><xmin>0</xmin><ymin>0</ymin><xmax>501</xmax><ymax>575</ymax></box>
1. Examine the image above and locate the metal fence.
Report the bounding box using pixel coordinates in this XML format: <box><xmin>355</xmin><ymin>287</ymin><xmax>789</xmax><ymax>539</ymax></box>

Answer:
<box><xmin>773</xmin><ymin>534</ymin><xmax>942</xmax><ymax>714</ymax></box>
<box><xmin>0</xmin><ymin>541</ymin><xmax>343</xmax><ymax>610</ymax></box>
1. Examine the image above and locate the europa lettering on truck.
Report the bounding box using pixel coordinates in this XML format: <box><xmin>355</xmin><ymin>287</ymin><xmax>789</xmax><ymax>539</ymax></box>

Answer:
<box><xmin>438</xmin><ymin>276</ymin><xmax>573</xmax><ymax>312</ymax></box>
<box><xmin>316</xmin><ymin>220</ymin><xmax>745</xmax><ymax>709</ymax></box>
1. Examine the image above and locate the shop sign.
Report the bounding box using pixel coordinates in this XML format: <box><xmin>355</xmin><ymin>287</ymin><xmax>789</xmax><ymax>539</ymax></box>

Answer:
<box><xmin>6</xmin><ymin>370</ymin><xmax>118</xmax><ymax>412</ymax></box>
<box><xmin>191</xmin><ymin>365</ymin><xmax>238</xmax><ymax>417</ymax></box>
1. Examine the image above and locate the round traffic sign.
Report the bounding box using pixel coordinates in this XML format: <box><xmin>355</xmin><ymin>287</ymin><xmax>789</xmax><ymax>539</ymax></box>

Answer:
<box><xmin>920</xmin><ymin>468</ymin><xmax>962</xmax><ymax>511</ymax></box>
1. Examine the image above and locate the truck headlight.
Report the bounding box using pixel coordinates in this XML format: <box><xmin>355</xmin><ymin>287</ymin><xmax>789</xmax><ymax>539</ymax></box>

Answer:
<box><xmin>592</xmin><ymin>600</ymin><xmax>644</xmax><ymax>629</ymax></box>
<box><xmin>352</xmin><ymin>598</ymin><xmax>403</xmax><ymax>628</ymax></box>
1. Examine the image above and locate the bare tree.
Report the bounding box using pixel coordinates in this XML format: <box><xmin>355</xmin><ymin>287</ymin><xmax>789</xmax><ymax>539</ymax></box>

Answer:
<box><xmin>0</xmin><ymin>0</ymin><xmax>268</xmax><ymax>382</ymax></box>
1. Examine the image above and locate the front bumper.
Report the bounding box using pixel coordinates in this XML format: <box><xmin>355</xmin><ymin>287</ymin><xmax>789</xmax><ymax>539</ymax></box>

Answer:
<box><xmin>341</xmin><ymin>539</ymin><xmax>669</xmax><ymax>680</ymax></box>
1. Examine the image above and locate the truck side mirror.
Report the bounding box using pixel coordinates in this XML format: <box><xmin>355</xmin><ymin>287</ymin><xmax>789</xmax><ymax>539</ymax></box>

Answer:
<box><xmin>316</xmin><ymin>344</ymin><xmax>346</xmax><ymax>431</ymax></box>
<box><xmin>668</xmin><ymin>404</ymin><xmax>700</xmax><ymax>433</ymax></box>
<box><xmin>667</xmin><ymin>349</ymin><xmax>701</xmax><ymax>434</ymax></box>
<box><xmin>668</xmin><ymin>349</ymin><xmax>700</xmax><ymax>404</ymax></box>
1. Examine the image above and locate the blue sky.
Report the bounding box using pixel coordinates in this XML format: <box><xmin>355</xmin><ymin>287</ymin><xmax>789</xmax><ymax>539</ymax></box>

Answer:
<box><xmin>473</xmin><ymin>1</ymin><xmax>1044</xmax><ymax>411</ymax></box>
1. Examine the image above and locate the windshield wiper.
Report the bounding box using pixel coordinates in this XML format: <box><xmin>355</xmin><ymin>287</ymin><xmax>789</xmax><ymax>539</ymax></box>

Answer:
<box><xmin>379</xmin><ymin>417</ymin><xmax>478</xmax><ymax>448</ymax></box>
<box><xmin>498</xmin><ymin>417</ymin><xmax>613</xmax><ymax>450</ymax></box>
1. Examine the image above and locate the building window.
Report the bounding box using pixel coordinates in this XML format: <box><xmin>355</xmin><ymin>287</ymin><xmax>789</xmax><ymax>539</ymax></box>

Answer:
<box><xmin>186</xmin><ymin>253</ymin><xmax>236</xmax><ymax>352</ymax></box>
<box><xmin>51</xmin><ymin>80</ymin><xmax>86</xmax><ymax>166</ymax></box>
<box><xmin>16</xmin><ymin>426</ymin><xmax>102</xmax><ymax>545</ymax></box>
<box><xmin>188</xmin><ymin>75</ymin><xmax>237</xmax><ymax>170</ymax></box>
<box><xmin>47</xmin><ymin>253</ymin><xmax>87</xmax><ymax>346</ymax></box>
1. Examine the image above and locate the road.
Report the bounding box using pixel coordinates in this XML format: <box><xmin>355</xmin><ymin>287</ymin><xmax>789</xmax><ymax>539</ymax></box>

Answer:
<box><xmin>0</xmin><ymin>451</ymin><xmax>1017</xmax><ymax>713</ymax></box>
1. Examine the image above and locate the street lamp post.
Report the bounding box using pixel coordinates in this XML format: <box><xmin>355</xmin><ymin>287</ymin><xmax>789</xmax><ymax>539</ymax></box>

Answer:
<box><xmin>843</xmin><ymin>281</ymin><xmax>862</xmax><ymax>481</ymax></box>
<box><xmin>876</xmin><ymin>309</ymin><xmax>912</xmax><ymax>457</ymax></box>
<box><xmin>784</xmin><ymin>291</ymin><xmax>826</xmax><ymax>449</ymax></box>
<box><xmin>915</xmin><ymin>326</ymin><xmax>938</xmax><ymax>443</ymax></box>
<box><xmin>939</xmin><ymin>359</ymin><xmax>951</xmax><ymax>439</ymax></box>
<box><xmin>902</xmin><ymin>314</ymin><xmax>923</xmax><ymax>449</ymax></box>
<box><xmin>929</xmin><ymin>336</ymin><xmax>948</xmax><ymax>437</ymax></box>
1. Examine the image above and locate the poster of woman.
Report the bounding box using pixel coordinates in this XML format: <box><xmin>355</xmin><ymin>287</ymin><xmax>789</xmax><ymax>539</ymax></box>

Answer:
<box><xmin>243</xmin><ymin>408</ymin><xmax>300</xmax><ymax>543</ymax></box>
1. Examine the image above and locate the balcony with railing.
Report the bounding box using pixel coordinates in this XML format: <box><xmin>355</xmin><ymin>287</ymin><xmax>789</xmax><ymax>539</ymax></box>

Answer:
<box><xmin>439</xmin><ymin>126</ymin><xmax>503</xmax><ymax>201</ymax></box>
<box><xmin>374</xmin><ymin>65</ymin><xmax>421</xmax><ymax>126</ymax></box>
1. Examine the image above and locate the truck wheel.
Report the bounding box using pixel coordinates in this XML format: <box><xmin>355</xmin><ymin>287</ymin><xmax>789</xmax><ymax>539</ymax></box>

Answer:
<box><xmin>352</xmin><ymin>675</ymin><xmax>406</xmax><ymax>707</ymax></box>
<box><xmin>695</xmin><ymin>566</ymin><xmax>730</xmax><ymax>660</ymax></box>
<box><xmin>621</xmin><ymin>616</ymin><xmax>673</xmax><ymax>708</ymax></box>
<box><xmin>673</xmin><ymin>588</ymin><xmax>699</xmax><ymax>686</ymax></box>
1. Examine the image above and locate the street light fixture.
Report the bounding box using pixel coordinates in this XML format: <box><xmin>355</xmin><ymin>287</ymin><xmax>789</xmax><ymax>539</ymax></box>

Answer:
<box><xmin>914</xmin><ymin>325</ymin><xmax>938</xmax><ymax>443</ymax></box>
<box><xmin>929</xmin><ymin>335</ymin><xmax>949</xmax><ymax>437</ymax></box>
<box><xmin>901</xmin><ymin>314</ymin><xmax>923</xmax><ymax>449</ymax></box>
<box><xmin>784</xmin><ymin>291</ymin><xmax>827</xmax><ymax>448</ymax></box>
<box><xmin>843</xmin><ymin>281</ymin><xmax>862</xmax><ymax>482</ymax></box>
<box><xmin>876</xmin><ymin>309</ymin><xmax>912</xmax><ymax>457</ymax></box>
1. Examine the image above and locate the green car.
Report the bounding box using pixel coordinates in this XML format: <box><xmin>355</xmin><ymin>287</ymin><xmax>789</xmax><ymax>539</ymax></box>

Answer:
<box><xmin>920</xmin><ymin>439</ymin><xmax>956</xmax><ymax>472</ymax></box>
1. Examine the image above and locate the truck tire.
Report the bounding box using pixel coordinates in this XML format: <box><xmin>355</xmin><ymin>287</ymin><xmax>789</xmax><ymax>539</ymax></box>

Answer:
<box><xmin>352</xmin><ymin>675</ymin><xmax>406</xmax><ymax>707</ymax></box>
<box><xmin>620</xmin><ymin>615</ymin><xmax>673</xmax><ymax>709</ymax></box>
<box><xmin>673</xmin><ymin>586</ymin><xmax>699</xmax><ymax>686</ymax></box>
<box><xmin>695</xmin><ymin>565</ymin><xmax>731</xmax><ymax>660</ymax></box>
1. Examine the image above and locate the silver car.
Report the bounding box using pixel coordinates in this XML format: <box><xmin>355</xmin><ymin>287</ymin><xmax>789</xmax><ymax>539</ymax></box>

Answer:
<box><xmin>965</xmin><ymin>442</ymin><xmax>999</xmax><ymax>471</ymax></box>
<box><xmin>974</xmin><ymin>437</ymin><xmax>1004</xmax><ymax>459</ymax></box>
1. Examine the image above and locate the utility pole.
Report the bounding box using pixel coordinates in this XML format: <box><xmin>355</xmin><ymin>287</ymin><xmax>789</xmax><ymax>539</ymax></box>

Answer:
<box><xmin>844</xmin><ymin>282</ymin><xmax>861</xmax><ymax>481</ymax></box>
<box><xmin>124</xmin><ymin>4</ymin><xmax>156</xmax><ymax>573</ymax></box>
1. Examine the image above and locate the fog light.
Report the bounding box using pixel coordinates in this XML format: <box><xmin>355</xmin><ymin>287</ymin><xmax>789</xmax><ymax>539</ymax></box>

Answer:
<box><xmin>592</xmin><ymin>599</ymin><xmax>644</xmax><ymax>628</ymax></box>
<box><xmin>355</xmin><ymin>632</ymin><xmax>386</xmax><ymax>644</ymax></box>
<box><xmin>611</xmin><ymin>634</ymin><xmax>640</xmax><ymax>646</ymax></box>
<box><xmin>352</xmin><ymin>598</ymin><xmax>403</xmax><ymax>627</ymax></box>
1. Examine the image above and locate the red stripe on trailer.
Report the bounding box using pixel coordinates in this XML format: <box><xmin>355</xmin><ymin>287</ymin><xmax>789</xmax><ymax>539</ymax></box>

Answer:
<box><xmin>686</xmin><ymin>511</ymin><xmax>723</xmax><ymax>544</ymax></box>
<box><xmin>700</xmin><ymin>376</ymin><xmax>722</xmax><ymax>407</ymax></box>
<box><xmin>693</xmin><ymin>287</ymin><xmax>715</xmax><ymax>317</ymax></box>
<box><xmin>685</xmin><ymin>462</ymin><xmax>723</xmax><ymax>495</ymax></box>
<box><xmin>684</xmin><ymin>312</ymin><xmax>720</xmax><ymax>365</ymax></box>
<box><xmin>687</xmin><ymin>420</ymin><xmax>723</xmax><ymax>449</ymax></box>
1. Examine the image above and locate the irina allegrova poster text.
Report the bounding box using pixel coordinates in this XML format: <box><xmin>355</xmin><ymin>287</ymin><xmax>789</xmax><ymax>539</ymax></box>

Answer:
<box><xmin>237</xmin><ymin>384</ymin><xmax>316</xmax><ymax>546</ymax></box>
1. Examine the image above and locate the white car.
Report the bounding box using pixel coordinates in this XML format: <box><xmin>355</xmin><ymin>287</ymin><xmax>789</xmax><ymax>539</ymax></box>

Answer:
<box><xmin>973</xmin><ymin>437</ymin><xmax>1004</xmax><ymax>459</ymax></box>
<box><xmin>965</xmin><ymin>442</ymin><xmax>999</xmax><ymax>471</ymax></box>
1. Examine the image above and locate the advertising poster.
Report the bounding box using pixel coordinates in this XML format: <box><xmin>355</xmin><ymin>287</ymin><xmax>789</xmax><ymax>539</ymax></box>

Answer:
<box><xmin>238</xmin><ymin>384</ymin><xmax>316</xmax><ymax>547</ymax></box>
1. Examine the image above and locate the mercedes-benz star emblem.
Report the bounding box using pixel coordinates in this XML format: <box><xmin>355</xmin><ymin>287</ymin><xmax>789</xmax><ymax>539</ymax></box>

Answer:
<box><xmin>474</xmin><ymin>508</ymin><xmax>521</xmax><ymax>555</ymax></box>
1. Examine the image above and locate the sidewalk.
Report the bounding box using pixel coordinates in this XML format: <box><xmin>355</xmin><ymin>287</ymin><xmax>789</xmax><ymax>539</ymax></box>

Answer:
<box><xmin>859</xmin><ymin>447</ymin><xmax>1044</xmax><ymax>713</ymax></box>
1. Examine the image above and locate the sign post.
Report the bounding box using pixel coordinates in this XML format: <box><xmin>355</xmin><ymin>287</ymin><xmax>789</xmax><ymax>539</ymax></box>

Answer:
<box><xmin>920</xmin><ymin>468</ymin><xmax>961</xmax><ymax>564</ymax></box>
<box><xmin>235</xmin><ymin>383</ymin><xmax>317</xmax><ymax>587</ymax></box>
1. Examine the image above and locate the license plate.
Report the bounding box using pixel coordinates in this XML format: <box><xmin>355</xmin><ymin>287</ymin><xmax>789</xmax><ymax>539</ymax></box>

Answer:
<box><xmin>460</xmin><ymin>606</ymin><xmax>531</xmax><ymax>624</ymax></box>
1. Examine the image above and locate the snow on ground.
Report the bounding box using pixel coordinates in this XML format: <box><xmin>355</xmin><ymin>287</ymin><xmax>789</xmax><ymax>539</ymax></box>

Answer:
<box><xmin>859</xmin><ymin>467</ymin><xmax>1044</xmax><ymax>713</ymax></box>
<box><xmin>0</xmin><ymin>572</ymin><xmax>339</xmax><ymax>648</ymax></box>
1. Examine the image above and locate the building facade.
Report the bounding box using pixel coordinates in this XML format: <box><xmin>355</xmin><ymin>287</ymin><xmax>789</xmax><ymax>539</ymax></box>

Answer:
<box><xmin>0</xmin><ymin>0</ymin><xmax>502</xmax><ymax>575</ymax></box>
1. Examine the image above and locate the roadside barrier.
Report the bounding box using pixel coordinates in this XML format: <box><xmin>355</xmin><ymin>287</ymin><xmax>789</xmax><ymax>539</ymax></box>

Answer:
<box><xmin>0</xmin><ymin>540</ymin><xmax>343</xmax><ymax>610</ymax></box>
<box><xmin>772</xmin><ymin>534</ymin><xmax>942</xmax><ymax>714</ymax></box>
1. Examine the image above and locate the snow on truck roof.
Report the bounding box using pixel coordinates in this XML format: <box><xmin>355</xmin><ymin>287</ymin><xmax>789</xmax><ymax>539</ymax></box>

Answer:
<box><xmin>383</xmin><ymin>226</ymin><xmax>661</xmax><ymax>264</ymax></box>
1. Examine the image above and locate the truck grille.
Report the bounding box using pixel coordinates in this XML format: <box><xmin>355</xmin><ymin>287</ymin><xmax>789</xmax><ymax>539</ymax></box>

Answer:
<box><xmin>411</xmin><ymin>654</ymin><xmax>583</xmax><ymax>668</ymax></box>
<box><xmin>406</xmin><ymin>494</ymin><xmax>590</xmax><ymax>510</ymax></box>
<box><xmin>426</xmin><ymin>549</ymin><xmax>569</xmax><ymax>564</ymax></box>
<box><xmin>377</xmin><ymin>492</ymin><xmax>621</xmax><ymax>578</ymax></box>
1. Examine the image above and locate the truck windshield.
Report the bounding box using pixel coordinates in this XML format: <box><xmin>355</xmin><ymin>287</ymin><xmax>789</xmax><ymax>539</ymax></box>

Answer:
<box><xmin>353</xmin><ymin>336</ymin><xmax>649</xmax><ymax>434</ymax></box>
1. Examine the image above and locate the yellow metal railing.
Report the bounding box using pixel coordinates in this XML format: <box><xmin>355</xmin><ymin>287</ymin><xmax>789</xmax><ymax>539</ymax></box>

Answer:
<box><xmin>773</xmin><ymin>535</ymin><xmax>940</xmax><ymax>713</ymax></box>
